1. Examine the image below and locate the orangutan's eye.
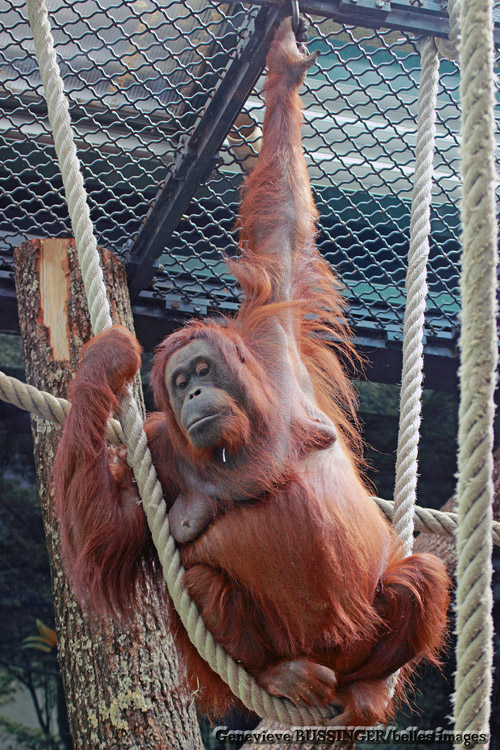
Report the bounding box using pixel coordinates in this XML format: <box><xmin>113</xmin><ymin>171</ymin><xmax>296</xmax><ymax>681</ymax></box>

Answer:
<box><xmin>196</xmin><ymin>362</ymin><xmax>210</xmax><ymax>377</ymax></box>
<box><xmin>175</xmin><ymin>374</ymin><xmax>188</xmax><ymax>389</ymax></box>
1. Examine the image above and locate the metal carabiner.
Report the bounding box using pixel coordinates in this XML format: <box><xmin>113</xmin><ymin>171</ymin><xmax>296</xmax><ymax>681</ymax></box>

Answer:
<box><xmin>291</xmin><ymin>0</ymin><xmax>300</xmax><ymax>32</ymax></box>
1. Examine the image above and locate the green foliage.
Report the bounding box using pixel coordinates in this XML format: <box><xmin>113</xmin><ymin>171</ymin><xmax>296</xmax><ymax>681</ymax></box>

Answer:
<box><xmin>0</xmin><ymin>333</ymin><xmax>25</xmax><ymax>371</ymax></box>
<box><xmin>0</xmin><ymin>716</ymin><xmax>60</xmax><ymax>750</ymax></box>
<box><xmin>0</xmin><ymin>671</ymin><xmax>17</xmax><ymax>707</ymax></box>
<box><xmin>0</xmin><ymin>360</ymin><xmax>65</xmax><ymax>748</ymax></box>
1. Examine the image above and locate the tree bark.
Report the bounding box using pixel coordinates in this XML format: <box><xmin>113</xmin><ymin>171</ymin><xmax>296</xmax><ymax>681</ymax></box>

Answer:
<box><xmin>14</xmin><ymin>239</ymin><xmax>203</xmax><ymax>750</ymax></box>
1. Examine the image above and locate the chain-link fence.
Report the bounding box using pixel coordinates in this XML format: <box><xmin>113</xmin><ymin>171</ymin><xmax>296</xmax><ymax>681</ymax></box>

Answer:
<box><xmin>0</xmin><ymin>0</ymin><xmax>498</xmax><ymax>362</ymax></box>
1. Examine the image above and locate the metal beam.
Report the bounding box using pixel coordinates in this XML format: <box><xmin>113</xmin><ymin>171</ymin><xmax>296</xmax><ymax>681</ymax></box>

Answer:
<box><xmin>126</xmin><ymin>3</ymin><xmax>283</xmax><ymax>300</ymax></box>
<box><xmin>0</xmin><ymin>273</ymin><xmax>460</xmax><ymax>390</ymax></box>
<box><xmin>125</xmin><ymin>0</ymin><xmax>500</xmax><ymax>301</ymax></box>
<box><xmin>219</xmin><ymin>0</ymin><xmax>500</xmax><ymax>44</ymax></box>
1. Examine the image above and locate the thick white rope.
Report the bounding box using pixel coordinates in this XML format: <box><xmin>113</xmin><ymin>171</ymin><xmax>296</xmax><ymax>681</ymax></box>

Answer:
<box><xmin>374</xmin><ymin>496</ymin><xmax>500</xmax><ymax>547</ymax></box>
<box><xmin>393</xmin><ymin>36</ymin><xmax>440</xmax><ymax>557</ymax></box>
<box><xmin>24</xmin><ymin>0</ymin><xmax>112</xmax><ymax>335</ymax></box>
<box><xmin>386</xmin><ymin>36</ymin><xmax>441</xmax><ymax>703</ymax></box>
<box><xmin>0</xmin><ymin>370</ymin><xmax>123</xmax><ymax>444</ymax></box>
<box><xmin>24</xmin><ymin>0</ymin><xmax>335</xmax><ymax>725</ymax></box>
<box><xmin>4</xmin><ymin>365</ymin><xmax>500</xmax><ymax>546</ymax></box>
<box><xmin>453</xmin><ymin>0</ymin><xmax>497</xmax><ymax>741</ymax></box>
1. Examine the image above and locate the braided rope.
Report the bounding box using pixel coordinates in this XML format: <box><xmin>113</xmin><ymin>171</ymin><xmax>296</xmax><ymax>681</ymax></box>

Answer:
<box><xmin>393</xmin><ymin>36</ymin><xmax>439</xmax><ymax>557</ymax></box>
<box><xmin>24</xmin><ymin>0</ymin><xmax>112</xmax><ymax>335</ymax></box>
<box><xmin>436</xmin><ymin>0</ymin><xmax>461</xmax><ymax>59</ymax></box>
<box><xmin>24</xmin><ymin>0</ymin><xmax>334</xmax><ymax>725</ymax></box>
<box><xmin>386</xmin><ymin>36</ymin><xmax>441</xmax><ymax>703</ymax></box>
<box><xmin>0</xmin><ymin>370</ymin><xmax>123</xmax><ymax>445</ymax></box>
<box><xmin>453</xmin><ymin>0</ymin><xmax>497</xmax><ymax>740</ymax></box>
<box><xmin>374</xmin><ymin>497</ymin><xmax>500</xmax><ymax>547</ymax></box>
<box><xmin>4</xmin><ymin>363</ymin><xmax>500</xmax><ymax>547</ymax></box>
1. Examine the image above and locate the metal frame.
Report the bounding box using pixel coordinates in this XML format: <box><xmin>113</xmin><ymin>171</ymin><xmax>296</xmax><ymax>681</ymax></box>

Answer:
<box><xmin>223</xmin><ymin>0</ymin><xmax>500</xmax><ymax>42</ymax></box>
<box><xmin>126</xmin><ymin>0</ymin><xmax>500</xmax><ymax>300</ymax></box>
<box><xmin>0</xmin><ymin>270</ymin><xmax>458</xmax><ymax>391</ymax></box>
<box><xmin>126</xmin><ymin>3</ymin><xmax>283</xmax><ymax>299</ymax></box>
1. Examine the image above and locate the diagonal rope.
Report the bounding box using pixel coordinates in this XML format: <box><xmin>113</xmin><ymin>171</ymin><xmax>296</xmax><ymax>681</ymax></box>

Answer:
<box><xmin>23</xmin><ymin>0</ymin><xmax>335</xmax><ymax>725</ymax></box>
<box><xmin>23</xmin><ymin>4</ymin><xmax>112</xmax><ymax>335</ymax></box>
<box><xmin>453</xmin><ymin>0</ymin><xmax>497</xmax><ymax>741</ymax></box>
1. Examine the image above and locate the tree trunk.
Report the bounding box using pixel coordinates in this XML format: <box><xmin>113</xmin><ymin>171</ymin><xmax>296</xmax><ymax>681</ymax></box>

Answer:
<box><xmin>14</xmin><ymin>238</ymin><xmax>203</xmax><ymax>750</ymax></box>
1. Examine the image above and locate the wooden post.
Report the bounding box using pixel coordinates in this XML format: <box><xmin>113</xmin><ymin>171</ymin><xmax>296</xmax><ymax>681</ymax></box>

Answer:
<box><xmin>14</xmin><ymin>238</ymin><xmax>203</xmax><ymax>750</ymax></box>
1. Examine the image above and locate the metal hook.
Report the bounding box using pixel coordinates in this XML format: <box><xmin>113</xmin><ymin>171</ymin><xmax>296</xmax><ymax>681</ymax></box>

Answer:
<box><xmin>291</xmin><ymin>0</ymin><xmax>300</xmax><ymax>32</ymax></box>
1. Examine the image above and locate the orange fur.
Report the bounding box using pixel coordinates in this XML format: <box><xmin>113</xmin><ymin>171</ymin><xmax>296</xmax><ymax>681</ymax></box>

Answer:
<box><xmin>53</xmin><ymin>19</ymin><xmax>450</xmax><ymax>725</ymax></box>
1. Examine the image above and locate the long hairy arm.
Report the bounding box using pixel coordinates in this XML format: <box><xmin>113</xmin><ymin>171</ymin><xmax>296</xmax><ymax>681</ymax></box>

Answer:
<box><xmin>53</xmin><ymin>326</ymin><xmax>151</xmax><ymax>615</ymax></box>
<box><xmin>236</xmin><ymin>17</ymin><xmax>320</xmax><ymax>304</ymax></box>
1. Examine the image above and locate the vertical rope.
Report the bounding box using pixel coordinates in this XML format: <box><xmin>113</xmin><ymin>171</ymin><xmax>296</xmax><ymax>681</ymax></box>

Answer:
<box><xmin>453</xmin><ymin>0</ymin><xmax>497</xmax><ymax>741</ymax></box>
<box><xmin>392</xmin><ymin>37</ymin><xmax>440</xmax><ymax>557</ymax></box>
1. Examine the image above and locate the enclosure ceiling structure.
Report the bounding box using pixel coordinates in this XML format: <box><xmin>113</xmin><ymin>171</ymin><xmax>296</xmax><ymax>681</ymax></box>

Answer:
<box><xmin>0</xmin><ymin>0</ymin><xmax>500</xmax><ymax>389</ymax></box>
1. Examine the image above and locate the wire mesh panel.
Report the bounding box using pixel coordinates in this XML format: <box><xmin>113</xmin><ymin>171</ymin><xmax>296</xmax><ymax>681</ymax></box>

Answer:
<box><xmin>0</xmin><ymin>0</ymin><xmax>253</xmax><ymax>262</ymax></box>
<box><xmin>165</xmin><ymin>19</ymin><xmax>469</xmax><ymax>343</ymax></box>
<box><xmin>0</xmin><ymin>1</ymin><xmax>498</xmax><ymax>357</ymax></box>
